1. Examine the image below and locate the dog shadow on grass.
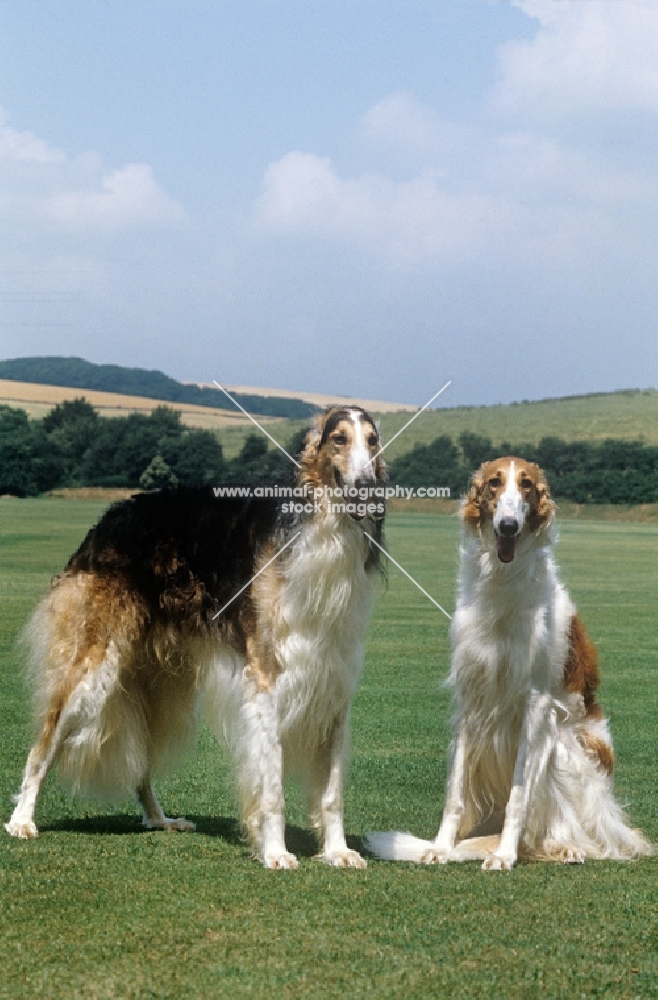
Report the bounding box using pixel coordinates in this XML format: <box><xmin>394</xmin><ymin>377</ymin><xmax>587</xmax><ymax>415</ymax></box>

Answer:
<box><xmin>40</xmin><ymin>814</ymin><xmax>361</xmax><ymax>859</ymax></box>
<box><xmin>42</xmin><ymin>813</ymin><xmax>237</xmax><ymax>841</ymax></box>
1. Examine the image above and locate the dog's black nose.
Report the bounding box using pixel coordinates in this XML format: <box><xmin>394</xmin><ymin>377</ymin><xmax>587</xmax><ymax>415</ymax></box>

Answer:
<box><xmin>498</xmin><ymin>517</ymin><xmax>519</xmax><ymax>537</ymax></box>
<box><xmin>355</xmin><ymin>476</ymin><xmax>375</xmax><ymax>490</ymax></box>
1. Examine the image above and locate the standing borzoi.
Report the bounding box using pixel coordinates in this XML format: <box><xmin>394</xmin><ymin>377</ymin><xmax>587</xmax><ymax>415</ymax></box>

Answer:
<box><xmin>6</xmin><ymin>406</ymin><xmax>385</xmax><ymax>869</ymax></box>
<box><xmin>367</xmin><ymin>457</ymin><xmax>651</xmax><ymax>868</ymax></box>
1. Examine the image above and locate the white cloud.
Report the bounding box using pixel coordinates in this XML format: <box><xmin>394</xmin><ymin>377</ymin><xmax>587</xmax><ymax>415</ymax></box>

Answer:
<box><xmin>492</xmin><ymin>131</ymin><xmax>652</xmax><ymax>205</ymax></box>
<box><xmin>254</xmin><ymin>150</ymin><xmax>505</xmax><ymax>268</ymax></box>
<box><xmin>0</xmin><ymin>123</ymin><xmax>66</xmax><ymax>165</ymax></box>
<box><xmin>0</xmin><ymin>115</ymin><xmax>185</xmax><ymax>237</ymax></box>
<box><xmin>0</xmin><ymin>114</ymin><xmax>190</xmax><ymax>372</ymax></box>
<box><xmin>251</xmin><ymin>14</ymin><xmax>658</xmax><ymax>275</ymax></box>
<box><xmin>495</xmin><ymin>0</ymin><xmax>658</xmax><ymax>117</ymax></box>
<box><xmin>46</xmin><ymin>163</ymin><xmax>185</xmax><ymax>234</ymax></box>
<box><xmin>253</xmin><ymin>100</ymin><xmax>652</xmax><ymax>272</ymax></box>
<box><xmin>256</xmin><ymin>152</ymin><xmax>341</xmax><ymax>235</ymax></box>
<box><xmin>358</xmin><ymin>91</ymin><xmax>452</xmax><ymax>165</ymax></box>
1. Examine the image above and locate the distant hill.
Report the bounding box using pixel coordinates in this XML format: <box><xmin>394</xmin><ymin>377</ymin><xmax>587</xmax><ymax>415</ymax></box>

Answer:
<box><xmin>372</xmin><ymin>388</ymin><xmax>658</xmax><ymax>460</ymax></box>
<box><xmin>0</xmin><ymin>357</ymin><xmax>318</xmax><ymax>420</ymax></box>
<box><xmin>192</xmin><ymin>382</ymin><xmax>418</xmax><ymax>414</ymax></box>
<box><xmin>1</xmin><ymin>356</ymin><xmax>656</xmax><ymax>460</ymax></box>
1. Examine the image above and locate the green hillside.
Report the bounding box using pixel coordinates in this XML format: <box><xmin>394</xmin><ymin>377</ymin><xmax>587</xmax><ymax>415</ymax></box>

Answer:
<box><xmin>2</xmin><ymin>357</ymin><xmax>656</xmax><ymax>463</ymax></box>
<box><xmin>372</xmin><ymin>389</ymin><xmax>658</xmax><ymax>460</ymax></box>
<box><xmin>211</xmin><ymin>389</ymin><xmax>657</xmax><ymax>461</ymax></box>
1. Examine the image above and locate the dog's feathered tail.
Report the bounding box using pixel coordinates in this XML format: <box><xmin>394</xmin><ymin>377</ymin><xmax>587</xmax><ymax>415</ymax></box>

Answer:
<box><xmin>365</xmin><ymin>831</ymin><xmax>501</xmax><ymax>862</ymax></box>
<box><xmin>364</xmin><ymin>831</ymin><xmax>435</xmax><ymax>861</ymax></box>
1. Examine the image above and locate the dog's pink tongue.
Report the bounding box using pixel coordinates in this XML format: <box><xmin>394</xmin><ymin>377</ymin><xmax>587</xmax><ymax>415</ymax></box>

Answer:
<box><xmin>496</xmin><ymin>535</ymin><xmax>517</xmax><ymax>563</ymax></box>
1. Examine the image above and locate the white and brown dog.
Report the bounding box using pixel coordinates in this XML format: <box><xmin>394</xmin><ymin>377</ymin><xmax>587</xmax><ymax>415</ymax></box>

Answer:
<box><xmin>368</xmin><ymin>457</ymin><xmax>652</xmax><ymax>868</ymax></box>
<box><xmin>6</xmin><ymin>406</ymin><xmax>385</xmax><ymax>869</ymax></box>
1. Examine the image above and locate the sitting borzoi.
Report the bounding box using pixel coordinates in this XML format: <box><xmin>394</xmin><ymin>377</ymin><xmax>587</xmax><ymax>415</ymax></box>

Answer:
<box><xmin>368</xmin><ymin>457</ymin><xmax>651</xmax><ymax>869</ymax></box>
<box><xmin>6</xmin><ymin>406</ymin><xmax>385</xmax><ymax>869</ymax></box>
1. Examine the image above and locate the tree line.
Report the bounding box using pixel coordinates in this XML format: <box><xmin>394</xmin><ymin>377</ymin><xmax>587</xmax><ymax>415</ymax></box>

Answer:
<box><xmin>388</xmin><ymin>431</ymin><xmax>658</xmax><ymax>504</ymax></box>
<box><xmin>0</xmin><ymin>400</ymin><xmax>303</xmax><ymax>496</ymax></box>
<box><xmin>1</xmin><ymin>402</ymin><xmax>656</xmax><ymax>503</ymax></box>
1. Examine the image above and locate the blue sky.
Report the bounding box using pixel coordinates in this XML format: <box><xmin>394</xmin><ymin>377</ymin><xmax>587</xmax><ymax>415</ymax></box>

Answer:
<box><xmin>1</xmin><ymin>0</ymin><xmax>657</xmax><ymax>406</ymax></box>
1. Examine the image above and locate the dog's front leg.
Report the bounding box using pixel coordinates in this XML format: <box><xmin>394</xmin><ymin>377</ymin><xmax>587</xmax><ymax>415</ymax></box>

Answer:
<box><xmin>483</xmin><ymin>690</ymin><xmax>557</xmax><ymax>871</ymax></box>
<box><xmin>425</xmin><ymin>723</ymin><xmax>468</xmax><ymax>863</ymax></box>
<box><xmin>310</xmin><ymin>711</ymin><xmax>366</xmax><ymax>868</ymax></box>
<box><xmin>237</xmin><ymin>689</ymin><xmax>298</xmax><ymax>869</ymax></box>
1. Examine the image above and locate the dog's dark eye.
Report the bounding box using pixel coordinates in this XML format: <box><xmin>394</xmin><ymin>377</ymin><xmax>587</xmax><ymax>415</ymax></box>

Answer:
<box><xmin>521</xmin><ymin>478</ymin><xmax>533</xmax><ymax>490</ymax></box>
<box><xmin>367</xmin><ymin>434</ymin><xmax>378</xmax><ymax>447</ymax></box>
<box><xmin>332</xmin><ymin>434</ymin><xmax>347</xmax><ymax>446</ymax></box>
<box><xmin>489</xmin><ymin>477</ymin><xmax>501</xmax><ymax>488</ymax></box>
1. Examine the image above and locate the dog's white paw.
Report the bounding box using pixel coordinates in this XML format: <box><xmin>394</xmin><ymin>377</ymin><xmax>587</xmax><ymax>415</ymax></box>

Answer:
<box><xmin>482</xmin><ymin>853</ymin><xmax>516</xmax><ymax>871</ymax></box>
<box><xmin>5</xmin><ymin>820</ymin><xmax>38</xmax><ymax>839</ymax></box>
<box><xmin>143</xmin><ymin>816</ymin><xmax>196</xmax><ymax>832</ymax></box>
<box><xmin>263</xmin><ymin>851</ymin><xmax>299</xmax><ymax>870</ymax></box>
<box><xmin>557</xmin><ymin>847</ymin><xmax>585</xmax><ymax>864</ymax></box>
<box><xmin>543</xmin><ymin>839</ymin><xmax>586</xmax><ymax>864</ymax></box>
<box><xmin>321</xmin><ymin>849</ymin><xmax>367</xmax><ymax>869</ymax></box>
<box><xmin>419</xmin><ymin>847</ymin><xmax>450</xmax><ymax>865</ymax></box>
<box><xmin>163</xmin><ymin>816</ymin><xmax>196</xmax><ymax>833</ymax></box>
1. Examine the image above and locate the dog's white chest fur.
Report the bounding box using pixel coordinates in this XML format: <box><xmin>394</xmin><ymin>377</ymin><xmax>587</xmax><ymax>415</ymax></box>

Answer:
<box><xmin>452</xmin><ymin>539</ymin><xmax>571</xmax><ymax>701</ymax></box>
<box><xmin>273</xmin><ymin>519</ymin><xmax>374</xmax><ymax>743</ymax></box>
<box><xmin>207</xmin><ymin>517</ymin><xmax>374</xmax><ymax>756</ymax></box>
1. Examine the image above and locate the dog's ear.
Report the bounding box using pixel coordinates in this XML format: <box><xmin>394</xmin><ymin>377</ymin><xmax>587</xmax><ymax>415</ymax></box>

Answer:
<box><xmin>298</xmin><ymin>418</ymin><xmax>323</xmax><ymax>487</ymax></box>
<box><xmin>462</xmin><ymin>466</ymin><xmax>485</xmax><ymax>528</ymax></box>
<box><xmin>528</xmin><ymin>470</ymin><xmax>554</xmax><ymax>531</ymax></box>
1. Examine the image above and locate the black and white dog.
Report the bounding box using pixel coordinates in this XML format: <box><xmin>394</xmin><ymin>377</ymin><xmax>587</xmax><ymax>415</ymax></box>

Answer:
<box><xmin>6</xmin><ymin>407</ymin><xmax>385</xmax><ymax>869</ymax></box>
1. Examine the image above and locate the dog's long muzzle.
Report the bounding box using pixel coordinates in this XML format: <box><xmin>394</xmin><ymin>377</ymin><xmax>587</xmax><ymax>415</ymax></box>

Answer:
<box><xmin>493</xmin><ymin>493</ymin><xmax>526</xmax><ymax>562</ymax></box>
<box><xmin>348</xmin><ymin>475</ymin><xmax>377</xmax><ymax>522</ymax></box>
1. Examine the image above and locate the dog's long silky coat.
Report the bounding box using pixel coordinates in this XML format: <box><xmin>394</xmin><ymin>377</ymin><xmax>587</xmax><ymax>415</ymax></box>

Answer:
<box><xmin>368</xmin><ymin>458</ymin><xmax>651</xmax><ymax>868</ymax></box>
<box><xmin>6</xmin><ymin>406</ymin><xmax>385</xmax><ymax>869</ymax></box>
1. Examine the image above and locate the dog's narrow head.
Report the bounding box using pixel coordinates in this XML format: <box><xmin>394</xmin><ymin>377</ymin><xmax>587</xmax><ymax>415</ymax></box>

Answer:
<box><xmin>463</xmin><ymin>457</ymin><xmax>553</xmax><ymax>562</ymax></box>
<box><xmin>299</xmin><ymin>406</ymin><xmax>385</xmax><ymax>520</ymax></box>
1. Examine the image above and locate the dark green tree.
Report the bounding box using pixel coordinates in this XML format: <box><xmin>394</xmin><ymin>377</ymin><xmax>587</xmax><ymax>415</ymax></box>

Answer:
<box><xmin>459</xmin><ymin>431</ymin><xmax>495</xmax><ymax>469</ymax></box>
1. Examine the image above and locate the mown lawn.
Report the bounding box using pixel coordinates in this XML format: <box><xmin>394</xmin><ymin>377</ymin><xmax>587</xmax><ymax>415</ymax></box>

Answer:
<box><xmin>0</xmin><ymin>499</ymin><xmax>656</xmax><ymax>998</ymax></box>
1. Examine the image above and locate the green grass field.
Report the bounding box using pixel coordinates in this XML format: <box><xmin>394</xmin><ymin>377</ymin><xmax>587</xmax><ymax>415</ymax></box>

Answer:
<box><xmin>0</xmin><ymin>500</ymin><xmax>656</xmax><ymax>998</ymax></box>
